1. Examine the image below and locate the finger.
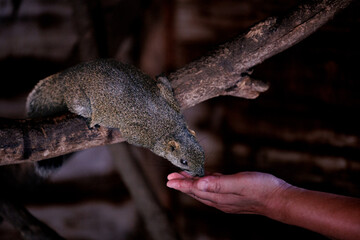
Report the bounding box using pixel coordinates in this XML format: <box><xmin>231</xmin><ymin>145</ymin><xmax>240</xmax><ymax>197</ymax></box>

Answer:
<box><xmin>204</xmin><ymin>171</ymin><xmax>222</xmax><ymax>176</ymax></box>
<box><xmin>167</xmin><ymin>176</ymin><xmax>232</xmax><ymax>195</ymax></box>
<box><xmin>167</xmin><ymin>178</ymin><xmax>196</xmax><ymax>192</ymax></box>
<box><xmin>167</xmin><ymin>172</ymin><xmax>186</xmax><ymax>180</ymax></box>
<box><xmin>167</xmin><ymin>178</ymin><xmax>241</xmax><ymax>206</ymax></box>
<box><xmin>168</xmin><ymin>171</ymin><xmax>247</xmax><ymax>195</ymax></box>
<box><xmin>189</xmin><ymin>193</ymin><xmax>219</xmax><ymax>208</ymax></box>
<box><xmin>179</xmin><ymin>171</ymin><xmax>194</xmax><ymax>178</ymax></box>
<box><xmin>167</xmin><ymin>171</ymin><xmax>199</xmax><ymax>180</ymax></box>
<box><xmin>167</xmin><ymin>177</ymin><xmax>215</xmax><ymax>197</ymax></box>
<box><xmin>185</xmin><ymin>190</ymin><xmax>242</xmax><ymax>208</ymax></box>
<box><xmin>195</xmin><ymin>175</ymin><xmax>240</xmax><ymax>194</ymax></box>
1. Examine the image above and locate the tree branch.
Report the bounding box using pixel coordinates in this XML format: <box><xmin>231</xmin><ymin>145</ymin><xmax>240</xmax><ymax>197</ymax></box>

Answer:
<box><xmin>0</xmin><ymin>114</ymin><xmax>124</xmax><ymax>165</ymax></box>
<box><xmin>0</xmin><ymin>0</ymin><xmax>354</xmax><ymax>165</ymax></box>
<box><xmin>109</xmin><ymin>144</ymin><xmax>179</xmax><ymax>240</ymax></box>
<box><xmin>0</xmin><ymin>199</ymin><xmax>65</xmax><ymax>240</ymax></box>
<box><xmin>169</xmin><ymin>0</ymin><xmax>354</xmax><ymax>108</ymax></box>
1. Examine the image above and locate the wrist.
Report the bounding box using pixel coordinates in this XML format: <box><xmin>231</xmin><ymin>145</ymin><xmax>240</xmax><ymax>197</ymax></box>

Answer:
<box><xmin>261</xmin><ymin>178</ymin><xmax>295</xmax><ymax>221</ymax></box>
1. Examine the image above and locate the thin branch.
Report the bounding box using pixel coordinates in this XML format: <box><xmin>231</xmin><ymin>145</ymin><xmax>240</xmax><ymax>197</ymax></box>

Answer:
<box><xmin>0</xmin><ymin>199</ymin><xmax>65</xmax><ymax>240</ymax></box>
<box><xmin>0</xmin><ymin>0</ymin><xmax>354</xmax><ymax>165</ymax></box>
<box><xmin>109</xmin><ymin>144</ymin><xmax>179</xmax><ymax>240</ymax></box>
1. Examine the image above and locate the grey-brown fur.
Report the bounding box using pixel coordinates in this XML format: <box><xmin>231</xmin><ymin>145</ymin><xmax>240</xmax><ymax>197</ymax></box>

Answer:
<box><xmin>26</xmin><ymin>59</ymin><xmax>205</xmax><ymax>176</ymax></box>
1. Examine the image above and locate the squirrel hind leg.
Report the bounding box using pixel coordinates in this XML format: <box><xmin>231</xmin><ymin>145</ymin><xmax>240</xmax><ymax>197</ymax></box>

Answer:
<box><xmin>156</xmin><ymin>76</ymin><xmax>181</xmax><ymax>112</ymax></box>
<box><xmin>64</xmin><ymin>88</ymin><xmax>101</xmax><ymax>128</ymax></box>
<box><xmin>64</xmin><ymin>88</ymin><xmax>93</xmax><ymax>119</ymax></box>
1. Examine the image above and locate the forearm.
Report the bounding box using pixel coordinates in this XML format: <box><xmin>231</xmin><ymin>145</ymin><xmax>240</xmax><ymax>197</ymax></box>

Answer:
<box><xmin>264</xmin><ymin>185</ymin><xmax>360</xmax><ymax>240</ymax></box>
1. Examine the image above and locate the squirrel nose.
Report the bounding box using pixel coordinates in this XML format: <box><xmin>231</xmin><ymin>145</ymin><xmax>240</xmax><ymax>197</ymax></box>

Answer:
<box><xmin>196</xmin><ymin>167</ymin><xmax>205</xmax><ymax>177</ymax></box>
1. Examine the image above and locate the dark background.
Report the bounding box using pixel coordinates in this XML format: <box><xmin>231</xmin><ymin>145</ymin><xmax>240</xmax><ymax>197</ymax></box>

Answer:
<box><xmin>0</xmin><ymin>0</ymin><xmax>359</xmax><ymax>239</ymax></box>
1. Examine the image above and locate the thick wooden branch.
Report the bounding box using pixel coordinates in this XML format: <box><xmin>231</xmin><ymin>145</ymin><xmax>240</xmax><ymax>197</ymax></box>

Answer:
<box><xmin>0</xmin><ymin>0</ymin><xmax>354</xmax><ymax>165</ymax></box>
<box><xmin>169</xmin><ymin>0</ymin><xmax>354</xmax><ymax>108</ymax></box>
<box><xmin>0</xmin><ymin>114</ymin><xmax>124</xmax><ymax>165</ymax></box>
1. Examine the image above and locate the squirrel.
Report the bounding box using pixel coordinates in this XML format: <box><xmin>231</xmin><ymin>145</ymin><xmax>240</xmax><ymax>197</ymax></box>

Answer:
<box><xmin>26</xmin><ymin>59</ymin><xmax>205</xmax><ymax>177</ymax></box>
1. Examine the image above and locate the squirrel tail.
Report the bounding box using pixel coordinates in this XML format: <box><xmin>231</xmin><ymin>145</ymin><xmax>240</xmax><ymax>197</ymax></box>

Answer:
<box><xmin>34</xmin><ymin>156</ymin><xmax>68</xmax><ymax>178</ymax></box>
<box><xmin>26</xmin><ymin>73</ymin><xmax>68</xmax><ymax>118</ymax></box>
<box><xmin>26</xmin><ymin>73</ymin><xmax>70</xmax><ymax>177</ymax></box>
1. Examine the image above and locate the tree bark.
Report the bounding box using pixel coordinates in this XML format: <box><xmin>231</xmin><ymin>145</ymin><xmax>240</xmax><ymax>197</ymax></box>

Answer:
<box><xmin>0</xmin><ymin>0</ymin><xmax>354</xmax><ymax>165</ymax></box>
<box><xmin>0</xmin><ymin>114</ymin><xmax>124</xmax><ymax>165</ymax></box>
<box><xmin>168</xmin><ymin>0</ymin><xmax>354</xmax><ymax>108</ymax></box>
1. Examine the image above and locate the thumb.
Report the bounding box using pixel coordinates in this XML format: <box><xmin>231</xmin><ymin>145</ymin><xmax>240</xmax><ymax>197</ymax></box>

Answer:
<box><xmin>196</xmin><ymin>175</ymin><xmax>237</xmax><ymax>194</ymax></box>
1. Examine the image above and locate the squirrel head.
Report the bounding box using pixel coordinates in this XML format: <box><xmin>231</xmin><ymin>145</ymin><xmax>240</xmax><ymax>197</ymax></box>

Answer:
<box><xmin>152</xmin><ymin>127</ymin><xmax>205</xmax><ymax>177</ymax></box>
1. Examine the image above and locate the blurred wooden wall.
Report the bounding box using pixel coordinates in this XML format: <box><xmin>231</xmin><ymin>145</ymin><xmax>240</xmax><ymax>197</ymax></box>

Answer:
<box><xmin>0</xmin><ymin>0</ymin><xmax>359</xmax><ymax>239</ymax></box>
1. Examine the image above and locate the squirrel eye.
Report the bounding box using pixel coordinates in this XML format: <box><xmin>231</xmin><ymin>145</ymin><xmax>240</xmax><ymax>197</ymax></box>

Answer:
<box><xmin>170</xmin><ymin>145</ymin><xmax>175</xmax><ymax>152</ymax></box>
<box><xmin>180</xmin><ymin>159</ymin><xmax>188</xmax><ymax>166</ymax></box>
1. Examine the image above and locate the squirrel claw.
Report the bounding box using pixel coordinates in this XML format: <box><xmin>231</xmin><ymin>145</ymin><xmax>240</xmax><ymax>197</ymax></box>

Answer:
<box><xmin>84</xmin><ymin>118</ymin><xmax>100</xmax><ymax>130</ymax></box>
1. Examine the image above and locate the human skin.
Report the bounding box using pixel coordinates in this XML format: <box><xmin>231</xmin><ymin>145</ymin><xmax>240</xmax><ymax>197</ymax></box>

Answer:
<box><xmin>167</xmin><ymin>171</ymin><xmax>360</xmax><ymax>240</ymax></box>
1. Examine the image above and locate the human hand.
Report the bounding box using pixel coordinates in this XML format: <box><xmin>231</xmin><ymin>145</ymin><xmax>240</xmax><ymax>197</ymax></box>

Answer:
<box><xmin>167</xmin><ymin>171</ymin><xmax>290</xmax><ymax>215</ymax></box>
<box><xmin>168</xmin><ymin>171</ymin><xmax>360</xmax><ymax>239</ymax></box>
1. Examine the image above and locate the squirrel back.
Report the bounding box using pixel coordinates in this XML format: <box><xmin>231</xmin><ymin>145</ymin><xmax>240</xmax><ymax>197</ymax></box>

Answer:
<box><xmin>26</xmin><ymin>59</ymin><xmax>205</xmax><ymax>176</ymax></box>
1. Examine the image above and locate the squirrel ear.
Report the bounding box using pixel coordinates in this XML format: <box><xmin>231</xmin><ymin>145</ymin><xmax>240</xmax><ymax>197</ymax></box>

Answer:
<box><xmin>167</xmin><ymin>140</ymin><xmax>180</xmax><ymax>151</ymax></box>
<box><xmin>189</xmin><ymin>129</ymin><xmax>196</xmax><ymax>137</ymax></box>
